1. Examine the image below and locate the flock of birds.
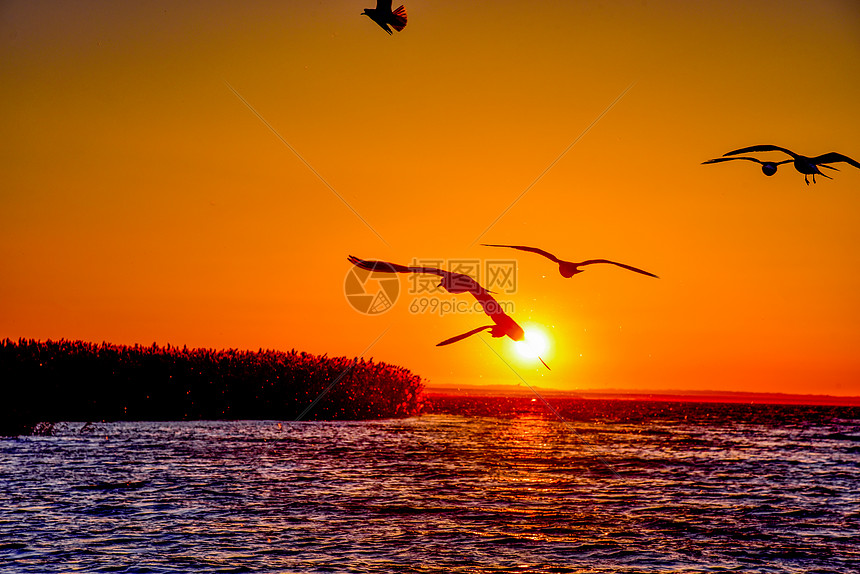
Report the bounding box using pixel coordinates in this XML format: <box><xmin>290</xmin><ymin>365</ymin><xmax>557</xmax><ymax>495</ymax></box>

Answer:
<box><xmin>360</xmin><ymin>2</ymin><xmax>860</xmax><ymax>183</ymax></box>
<box><xmin>353</xmin><ymin>1</ymin><xmax>859</xmax><ymax>368</ymax></box>
<box><xmin>348</xmin><ymin>247</ymin><xmax>659</xmax><ymax>370</ymax></box>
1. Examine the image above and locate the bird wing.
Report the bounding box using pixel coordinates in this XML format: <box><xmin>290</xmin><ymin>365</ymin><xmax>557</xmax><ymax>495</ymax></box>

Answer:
<box><xmin>348</xmin><ymin>255</ymin><xmax>414</xmax><ymax>274</ymax></box>
<box><xmin>578</xmin><ymin>259</ymin><xmax>659</xmax><ymax>278</ymax></box>
<box><xmin>401</xmin><ymin>267</ymin><xmax>492</xmax><ymax>294</ymax></box>
<box><xmin>702</xmin><ymin>156</ymin><xmax>764</xmax><ymax>165</ymax></box>
<box><xmin>443</xmin><ymin>272</ymin><xmax>493</xmax><ymax>295</ymax></box>
<box><xmin>390</xmin><ymin>5</ymin><xmax>407</xmax><ymax>30</ymax></box>
<box><xmin>376</xmin><ymin>0</ymin><xmax>393</xmax><ymax>11</ymax></box>
<box><xmin>405</xmin><ymin>266</ymin><xmax>448</xmax><ymax>277</ymax></box>
<box><xmin>349</xmin><ymin>255</ymin><xmax>453</xmax><ymax>277</ymax></box>
<box><xmin>723</xmin><ymin>145</ymin><xmax>798</xmax><ymax>159</ymax></box>
<box><xmin>436</xmin><ymin>325</ymin><xmax>493</xmax><ymax>347</ymax></box>
<box><xmin>348</xmin><ymin>256</ymin><xmax>491</xmax><ymax>291</ymax></box>
<box><xmin>811</xmin><ymin>152</ymin><xmax>860</xmax><ymax>169</ymax></box>
<box><xmin>481</xmin><ymin>244</ymin><xmax>561</xmax><ymax>264</ymax></box>
<box><xmin>377</xmin><ymin>21</ymin><xmax>393</xmax><ymax>34</ymax></box>
<box><xmin>470</xmin><ymin>290</ymin><xmax>509</xmax><ymax>319</ymax></box>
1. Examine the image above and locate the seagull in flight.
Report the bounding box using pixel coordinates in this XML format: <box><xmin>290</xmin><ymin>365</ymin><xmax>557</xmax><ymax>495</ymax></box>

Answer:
<box><xmin>362</xmin><ymin>1</ymin><xmax>407</xmax><ymax>35</ymax></box>
<box><xmin>481</xmin><ymin>245</ymin><xmax>659</xmax><ymax>280</ymax></box>
<box><xmin>347</xmin><ymin>255</ymin><xmax>485</xmax><ymax>296</ymax></box>
<box><xmin>712</xmin><ymin>145</ymin><xmax>859</xmax><ymax>185</ymax></box>
<box><xmin>701</xmin><ymin>156</ymin><xmax>785</xmax><ymax>177</ymax></box>
<box><xmin>347</xmin><ymin>256</ymin><xmax>549</xmax><ymax>369</ymax></box>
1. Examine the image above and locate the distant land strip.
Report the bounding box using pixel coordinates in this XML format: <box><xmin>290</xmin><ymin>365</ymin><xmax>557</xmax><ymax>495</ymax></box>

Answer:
<box><xmin>424</xmin><ymin>384</ymin><xmax>860</xmax><ymax>407</ymax></box>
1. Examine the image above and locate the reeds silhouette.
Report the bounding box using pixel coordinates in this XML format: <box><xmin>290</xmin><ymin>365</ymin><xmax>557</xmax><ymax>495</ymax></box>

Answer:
<box><xmin>0</xmin><ymin>338</ymin><xmax>424</xmax><ymax>435</ymax></box>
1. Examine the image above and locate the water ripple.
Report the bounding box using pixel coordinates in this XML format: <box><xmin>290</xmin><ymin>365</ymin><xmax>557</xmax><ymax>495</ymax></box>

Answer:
<box><xmin>1</xmin><ymin>402</ymin><xmax>858</xmax><ymax>572</ymax></box>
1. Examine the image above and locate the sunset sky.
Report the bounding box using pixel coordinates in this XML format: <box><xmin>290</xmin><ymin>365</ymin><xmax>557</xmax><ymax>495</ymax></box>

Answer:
<box><xmin>3</xmin><ymin>1</ymin><xmax>859</xmax><ymax>396</ymax></box>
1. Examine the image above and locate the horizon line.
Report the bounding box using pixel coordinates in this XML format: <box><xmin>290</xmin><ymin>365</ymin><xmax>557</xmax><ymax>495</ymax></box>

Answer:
<box><xmin>424</xmin><ymin>383</ymin><xmax>860</xmax><ymax>406</ymax></box>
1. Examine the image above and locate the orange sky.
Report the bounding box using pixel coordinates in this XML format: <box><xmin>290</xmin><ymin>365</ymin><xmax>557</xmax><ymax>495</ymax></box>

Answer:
<box><xmin>2</xmin><ymin>1</ymin><xmax>859</xmax><ymax>396</ymax></box>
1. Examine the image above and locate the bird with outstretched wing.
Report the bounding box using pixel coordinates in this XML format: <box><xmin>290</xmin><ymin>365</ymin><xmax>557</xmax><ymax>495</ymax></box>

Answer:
<box><xmin>482</xmin><ymin>244</ymin><xmax>659</xmax><ymax>280</ymax></box>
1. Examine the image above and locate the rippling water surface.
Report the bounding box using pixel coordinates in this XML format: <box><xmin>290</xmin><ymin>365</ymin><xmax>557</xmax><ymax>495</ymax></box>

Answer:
<box><xmin>2</xmin><ymin>399</ymin><xmax>859</xmax><ymax>573</ymax></box>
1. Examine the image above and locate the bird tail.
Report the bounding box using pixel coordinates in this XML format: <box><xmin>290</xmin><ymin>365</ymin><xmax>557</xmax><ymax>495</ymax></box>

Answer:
<box><xmin>391</xmin><ymin>5</ymin><xmax>407</xmax><ymax>31</ymax></box>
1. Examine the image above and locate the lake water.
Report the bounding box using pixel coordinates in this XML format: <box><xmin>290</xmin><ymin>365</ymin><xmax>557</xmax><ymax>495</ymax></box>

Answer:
<box><xmin>1</xmin><ymin>398</ymin><xmax>859</xmax><ymax>573</ymax></box>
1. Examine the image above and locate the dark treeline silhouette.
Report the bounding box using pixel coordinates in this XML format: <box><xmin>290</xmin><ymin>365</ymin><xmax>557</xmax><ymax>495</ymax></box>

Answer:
<box><xmin>1</xmin><ymin>338</ymin><xmax>424</xmax><ymax>435</ymax></box>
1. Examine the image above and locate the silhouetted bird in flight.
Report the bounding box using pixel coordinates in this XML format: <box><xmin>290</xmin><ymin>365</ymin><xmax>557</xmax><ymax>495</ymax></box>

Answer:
<box><xmin>347</xmin><ymin>256</ymin><xmax>484</xmax><ymax>295</ymax></box>
<box><xmin>347</xmin><ymin>255</ymin><xmax>549</xmax><ymax>369</ymax></box>
<box><xmin>482</xmin><ymin>245</ymin><xmax>659</xmax><ymax>279</ymax></box>
<box><xmin>701</xmin><ymin>156</ymin><xmax>784</xmax><ymax>177</ymax></box>
<box><xmin>362</xmin><ymin>1</ymin><xmax>407</xmax><ymax>35</ymax></box>
<box><xmin>709</xmin><ymin>145</ymin><xmax>859</xmax><ymax>185</ymax></box>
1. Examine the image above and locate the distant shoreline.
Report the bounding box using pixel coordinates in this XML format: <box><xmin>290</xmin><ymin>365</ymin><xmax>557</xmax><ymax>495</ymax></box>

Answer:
<box><xmin>424</xmin><ymin>384</ymin><xmax>860</xmax><ymax>407</ymax></box>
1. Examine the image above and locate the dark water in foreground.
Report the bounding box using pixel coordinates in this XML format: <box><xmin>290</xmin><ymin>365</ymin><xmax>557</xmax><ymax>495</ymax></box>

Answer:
<box><xmin>1</xmin><ymin>399</ymin><xmax>859</xmax><ymax>573</ymax></box>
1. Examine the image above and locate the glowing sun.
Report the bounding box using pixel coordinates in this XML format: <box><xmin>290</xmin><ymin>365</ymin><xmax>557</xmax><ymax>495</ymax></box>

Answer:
<box><xmin>515</xmin><ymin>326</ymin><xmax>550</xmax><ymax>360</ymax></box>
